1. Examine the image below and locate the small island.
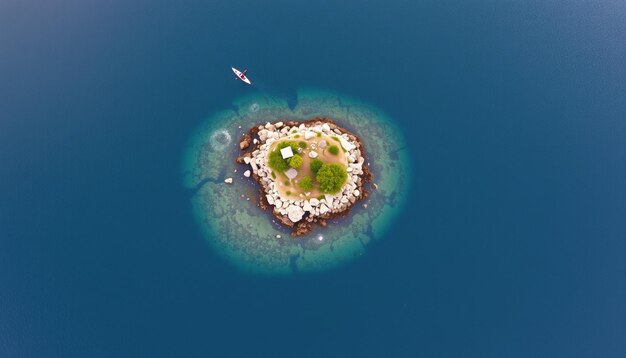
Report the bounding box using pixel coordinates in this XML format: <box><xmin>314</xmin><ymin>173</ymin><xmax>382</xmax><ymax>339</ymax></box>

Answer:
<box><xmin>237</xmin><ymin>118</ymin><xmax>371</xmax><ymax>236</ymax></box>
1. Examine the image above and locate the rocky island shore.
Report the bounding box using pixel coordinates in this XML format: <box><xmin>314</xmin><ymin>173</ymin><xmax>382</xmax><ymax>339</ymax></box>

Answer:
<box><xmin>236</xmin><ymin>117</ymin><xmax>372</xmax><ymax>236</ymax></box>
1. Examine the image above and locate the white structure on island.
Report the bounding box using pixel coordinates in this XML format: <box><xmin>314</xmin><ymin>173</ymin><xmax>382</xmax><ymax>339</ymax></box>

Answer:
<box><xmin>280</xmin><ymin>146</ymin><xmax>293</xmax><ymax>159</ymax></box>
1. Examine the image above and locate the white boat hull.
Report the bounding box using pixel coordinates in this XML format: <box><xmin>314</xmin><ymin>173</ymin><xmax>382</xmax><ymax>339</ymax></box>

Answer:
<box><xmin>232</xmin><ymin>67</ymin><xmax>251</xmax><ymax>85</ymax></box>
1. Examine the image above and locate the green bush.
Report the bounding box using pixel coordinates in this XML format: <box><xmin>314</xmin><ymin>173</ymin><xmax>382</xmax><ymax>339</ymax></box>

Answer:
<box><xmin>298</xmin><ymin>141</ymin><xmax>307</xmax><ymax>149</ymax></box>
<box><xmin>284</xmin><ymin>180</ymin><xmax>290</xmax><ymax>186</ymax></box>
<box><xmin>289</xmin><ymin>154</ymin><xmax>303</xmax><ymax>168</ymax></box>
<box><xmin>271</xmin><ymin>171</ymin><xmax>276</xmax><ymax>179</ymax></box>
<box><xmin>269</xmin><ymin>141</ymin><xmax>300</xmax><ymax>173</ymax></box>
<box><xmin>298</xmin><ymin>176</ymin><xmax>313</xmax><ymax>191</ymax></box>
<box><xmin>277</xmin><ymin>141</ymin><xmax>299</xmax><ymax>153</ymax></box>
<box><xmin>328</xmin><ymin>145</ymin><xmax>340</xmax><ymax>155</ymax></box>
<box><xmin>310</xmin><ymin>158</ymin><xmax>324</xmax><ymax>174</ymax></box>
<box><xmin>316</xmin><ymin>163</ymin><xmax>347</xmax><ymax>194</ymax></box>
<box><xmin>268</xmin><ymin>150</ymin><xmax>289</xmax><ymax>172</ymax></box>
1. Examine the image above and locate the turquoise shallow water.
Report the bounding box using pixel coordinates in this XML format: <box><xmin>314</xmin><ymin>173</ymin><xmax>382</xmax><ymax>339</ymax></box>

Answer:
<box><xmin>183</xmin><ymin>89</ymin><xmax>411</xmax><ymax>274</ymax></box>
<box><xmin>2</xmin><ymin>1</ymin><xmax>626</xmax><ymax>356</ymax></box>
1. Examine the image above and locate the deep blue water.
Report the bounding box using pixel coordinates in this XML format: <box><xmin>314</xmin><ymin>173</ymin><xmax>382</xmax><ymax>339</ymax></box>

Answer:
<box><xmin>2</xmin><ymin>1</ymin><xmax>626</xmax><ymax>357</ymax></box>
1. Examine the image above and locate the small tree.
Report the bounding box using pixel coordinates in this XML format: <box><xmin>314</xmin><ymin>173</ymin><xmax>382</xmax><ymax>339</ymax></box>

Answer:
<box><xmin>298</xmin><ymin>176</ymin><xmax>313</xmax><ymax>191</ymax></box>
<box><xmin>269</xmin><ymin>150</ymin><xmax>289</xmax><ymax>172</ymax></box>
<box><xmin>289</xmin><ymin>154</ymin><xmax>303</xmax><ymax>168</ymax></box>
<box><xmin>316</xmin><ymin>163</ymin><xmax>347</xmax><ymax>194</ymax></box>
<box><xmin>310</xmin><ymin>158</ymin><xmax>324</xmax><ymax>174</ymax></box>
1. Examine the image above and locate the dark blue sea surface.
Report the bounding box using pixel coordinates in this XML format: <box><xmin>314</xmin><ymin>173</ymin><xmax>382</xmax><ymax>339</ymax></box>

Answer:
<box><xmin>1</xmin><ymin>1</ymin><xmax>625</xmax><ymax>357</ymax></box>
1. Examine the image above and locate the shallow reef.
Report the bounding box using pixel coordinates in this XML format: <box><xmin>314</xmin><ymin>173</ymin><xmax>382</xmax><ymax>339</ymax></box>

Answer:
<box><xmin>181</xmin><ymin>89</ymin><xmax>411</xmax><ymax>275</ymax></box>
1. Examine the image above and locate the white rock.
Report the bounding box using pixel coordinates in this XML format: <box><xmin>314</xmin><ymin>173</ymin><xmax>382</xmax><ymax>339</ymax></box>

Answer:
<box><xmin>303</xmin><ymin>201</ymin><xmax>313</xmax><ymax>212</ymax></box>
<box><xmin>280</xmin><ymin>146</ymin><xmax>294</xmax><ymax>159</ymax></box>
<box><xmin>276</xmin><ymin>234</ymin><xmax>282</xmax><ymax>239</ymax></box>
<box><xmin>253</xmin><ymin>138</ymin><xmax>259</xmax><ymax>144</ymax></box>
<box><xmin>353</xmin><ymin>189</ymin><xmax>360</xmax><ymax>197</ymax></box>
<box><xmin>340</xmin><ymin>197</ymin><xmax>349</xmax><ymax>204</ymax></box>
<box><xmin>308</xmin><ymin>151</ymin><xmax>318</xmax><ymax>158</ymax></box>
<box><xmin>340</xmin><ymin>137</ymin><xmax>356</xmax><ymax>151</ymax></box>
<box><xmin>321</xmin><ymin>123</ymin><xmax>331</xmax><ymax>133</ymax></box>
<box><xmin>266</xmin><ymin>195</ymin><xmax>275</xmax><ymax>205</ymax></box>
<box><xmin>318</xmin><ymin>140</ymin><xmax>327</xmax><ymax>149</ymax></box>
<box><xmin>243</xmin><ymin>170</ymin><xmax>251</xmax><ymax>177</ymax></box>
<box><xmin>224</xmin><ymin>178</ymin><xmax>233</xmax><ymax>184</ymax></box>
<box><xmin>323</xmin><ymin>194</ymin><xmax>333</xmax><ymax>207</ymax></box>
<box><xmin>287</xmin><ymin>205</ymin><xmax>304</xmax><ymax>222</ymax></box>
<box><xmin>319</xmin><ymin>204</ymin><xmax>330</xmax><ymax>214</ymax></box>
<box><xmin>284</xmin><ymin>168</ymin><xmax>298</xmax><ymax>179</ymax></box>
<box><xmin>243</xmin><ymin>157</ymin><xmax>251</xmax><ymax>164</ymax></box>
<box><xmin>275</xmin><ymin>122</ymin><xmax>284</xmax><ymax>128</ymax></box>
<box><xmin>304</xmin><ymin>131</ymin><xmax>315</xmax><ymax>140</ymax></box>
<box><xmin>274</xmin><ymin>199</ymin><xmax>283</xmax><ymax>209</ymax></box>
<box><xmin>312</xmin><ymin>125</ymin><xmax>322</xmax><ymax>133</ymax></box>
<box><xmin>309</xmin><ymin>198</ymin><xmax>320</xmax><ymax>206</ymax></box>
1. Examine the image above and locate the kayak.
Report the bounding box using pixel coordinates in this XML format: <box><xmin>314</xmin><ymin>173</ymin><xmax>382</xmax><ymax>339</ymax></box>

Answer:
<box><xmin>232</xmin><ymin>67</ymin><xmax>251</xmax><ymax>85</ymax></box>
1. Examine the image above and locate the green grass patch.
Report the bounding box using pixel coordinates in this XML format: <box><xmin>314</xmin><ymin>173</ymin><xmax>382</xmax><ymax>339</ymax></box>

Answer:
<box><xmin>316</xmin><ymin>132</ymin><xmax>322</xmax><ymax>137</ymax></box>
<box><xmin>331</xmin><ymin>136</ymin><xmax>340</xmax><ymax>142</ymax></box>
<box><xmin>286</xmin><ymin>191</ymin><xmax>292</xmax><ymax>196</ymax></box>
<box><xmin>298</xmin><ymin>141</ymin><xmax>307</xmax><ymax>149</ymax></box>
<box><xmin>271</xmin><ymin>171</ymin><xmax>276</xmax><ymax>179</ymax></box>
<box><xmin>328</xmin><ymin>145</ymin><xmax>340</xmax><ymax>155</ymax></box>
<box><xmin>284</xmin><ymin>180</ymin><xmax>290</xmax><ymax>186</ymax></box>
